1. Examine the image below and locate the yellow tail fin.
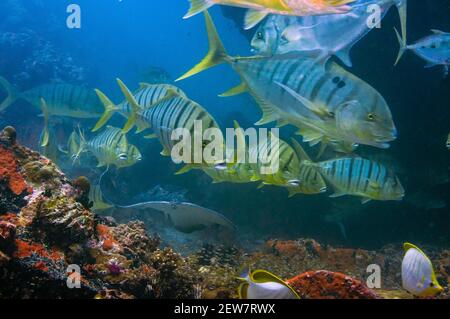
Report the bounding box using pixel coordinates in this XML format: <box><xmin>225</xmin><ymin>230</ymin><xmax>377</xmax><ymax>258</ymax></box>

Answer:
<box><xmin>92</xmin><ymin>89</ymin><xmax>118</xmax><ymax>132</ymax></box>
<box><xmin>0</xmin><ymin>76</ymin><xmax>19</xmax><ymax>112</ymax></box>
<box><xmin>177</xmin><ymin>11</ymin><xmax>229</xmax><ymax>81</ymax></box>
<box><xmin>183</xmin><ymin>0</ymin><xmax>215</xmax><ymax>19</ymax></box>
<box><xmin>116</xmin><ymin>78</ymin><xmax>142</xmax><ymax>134</ymax></box>
<box><xmin>39</xmin><ymin>98</ymin><xmax>50</xmax><ymax>147</ymax></box>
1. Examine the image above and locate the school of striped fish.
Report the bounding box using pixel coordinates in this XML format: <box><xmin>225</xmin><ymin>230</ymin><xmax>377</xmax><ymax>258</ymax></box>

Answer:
<box><xmin>0</xmin><ymin>0</ymin><xmax>448</xmax><ymax>298</ymax></box>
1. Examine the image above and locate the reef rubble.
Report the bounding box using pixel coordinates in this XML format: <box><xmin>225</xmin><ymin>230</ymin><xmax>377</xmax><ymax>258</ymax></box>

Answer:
<box><xmin>0</xmin><ymin>126</ymin><xmax>448</xmax><ymax>299</ymax></box>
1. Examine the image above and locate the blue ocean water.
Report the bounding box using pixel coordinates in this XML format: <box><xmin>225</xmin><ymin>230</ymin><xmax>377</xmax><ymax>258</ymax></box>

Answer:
<box><xmin>0</xmin><ymin>0</ymin><xmax>449</xmax><ymax>250</ymax></box>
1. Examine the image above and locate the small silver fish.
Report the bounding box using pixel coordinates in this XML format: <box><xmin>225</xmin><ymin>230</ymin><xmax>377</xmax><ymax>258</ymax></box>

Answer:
<box><xmin>395</xmin><ymin>29</ymin><xmax>450</xmax><ymax>77</ymax></box>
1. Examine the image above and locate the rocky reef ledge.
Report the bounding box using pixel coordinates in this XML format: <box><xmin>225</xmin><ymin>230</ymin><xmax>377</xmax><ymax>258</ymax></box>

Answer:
<box><xmin>0</xmin><ymin>127</ymin><xmax>448</xmax><ymax>299</ymax></box>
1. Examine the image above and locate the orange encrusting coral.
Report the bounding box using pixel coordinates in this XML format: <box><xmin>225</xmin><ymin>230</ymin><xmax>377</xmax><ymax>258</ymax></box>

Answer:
<box><xmin>287</xmin><ymin>270</ymin><xmax>381</xmax><ymax>299</ymax></box>
<box><xmin>96</xmin><ymin>224</ymin><xmax>119</xmax><ymax>251</ymax></box>
<box><xmin>14</xmin><ymin>239</ymin><xmax>63</xmax><ymax>261</ymax></box>
<box><xmin>0</xmin><ymin>145</ymin><xmax>29</xmax><ymax>195</ymax></box>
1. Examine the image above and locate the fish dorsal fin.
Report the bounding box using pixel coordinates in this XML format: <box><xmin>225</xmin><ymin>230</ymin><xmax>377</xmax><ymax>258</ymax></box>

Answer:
<box><xmin>219</xmin><ymin>82</ymin><xmax>248</xmax><ymax>97</ymax></box>
<box><xmin>117</xmin><ymin>78</ymin><xmax>142</xmax><ymax>133</ymax></box>
<box><xmin>233</xmin><ymin>120</ymin><xmax>247</xmax><ymax>151</ymax></box>
<box><xmin>244</xmin><ymin>10</ymin><xmax>269</xmax><ymax>30</ymax></box>
<box><xmin>139</xmin><ymin>82</ymin><xmax>152</xmax><ymax>89</ymax></box>
<box><xmin>403</xmin><ymin>242</ymin><xmax>426</xmax><ymax>254</ymax></box>
<box><xmin>175</xmin><ymin>164</ymin><xmax>197</xmax><ymax>175</ymax></box>
<box><xmin>251</xmin><ymin>270</ymin><xmax>300</xmax><ymax>299</ymax></box>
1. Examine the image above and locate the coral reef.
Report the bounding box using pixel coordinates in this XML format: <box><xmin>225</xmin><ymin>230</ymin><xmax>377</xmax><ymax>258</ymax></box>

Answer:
<box><xmin>0</xmin><ymin>126</ymin><xmax>448</xmax><ymax>299</ymax></box>
<box><xmin>287</xmin><ymin>270</ymin><xmax>380</xmax><ymax>299</ymax></box>
<box><xmin>0</xmin><ymin>127</ymin><xmax>197</xmax><ymax>299</ymax></box>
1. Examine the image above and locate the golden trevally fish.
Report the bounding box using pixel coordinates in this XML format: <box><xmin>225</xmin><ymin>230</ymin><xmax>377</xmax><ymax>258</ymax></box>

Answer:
<box><xmin>203</xmin><ymin>121</ymin><xmax>326</xmax><ymax>197</ymax></box>
<box><xmin>69</xmin><ymin>126</ymin><xmax>142</xmax><ymax>169</ymax></box>
<box><xmin>401</xmin><ymin>243</ymin><xmax>443</xmax><ymax>297</ymax></box>
<box><xmin>0</xmin><ymin>76</ymin><xmax>103</xmax><ymax>118</ymax></box>
<box><xmin>184</xmin><ymin>0</ymin><xmax>356</xmax><ymax>30</ymax></box>
<box><xmin>292</xmin><ymin>139</ymin><xmax>404</xmax><ymax>203</ymax></box>
<box><xmin>93</xmin><ymin>80</ymin><xmax>187</xmax><ymax>132</ymax></box>
<box><xmin>237</xmin><ymin>268</ymin><xmax>300</xmax><ymax>299</ymax></box>
<box><xmin>251</xmin><ymin>0</ymin><xmax>408</xmax><ymax>67</ymax></box>
<box><xmin>116</xmin><ymin>80</ymin><xmax>225</xmax><ymax>172</ymax></box>
<box><xmin>177</xmin><ymin>12</ymin><xmax>397</xmax><ymax>151</ymax></box>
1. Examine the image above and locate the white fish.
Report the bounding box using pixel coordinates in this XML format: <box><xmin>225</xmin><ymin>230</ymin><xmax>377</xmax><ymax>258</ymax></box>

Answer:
<box><xmin>251</xmin><ymin>0</ymin><xmax>407</xmax><ymax>67</ymax></box>
<box><xmin>238</xmin><ymin>268</ymin><xmax>300</xmax><ymax>299</ymax></box>
<box><xmin>401</xmin><ymin>243</ymin><xmax>443</xmax><ymax>297</ymax></box>
<box><xmin>119</xmin><ymin>201</ymin><xmax>236</xmax><ymax>233</ymax></box>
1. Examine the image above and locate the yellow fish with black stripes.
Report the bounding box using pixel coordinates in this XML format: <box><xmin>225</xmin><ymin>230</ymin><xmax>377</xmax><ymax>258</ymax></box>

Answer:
<box><xmin>68</xmin><ymin>126</ymin><xmax>142</xmax><ymax>169</ymax></box>
<box><xmin>202</xmin><ymin>121</ymin><xmax>326</xmax><ymax>197</ymax></box>
<box><xmin>292</xmin><ymin>139</ymin><xmax>405</xmax><ymax>203</ymax></box>
<box><xmin>0</xmin><ymin>76</ymin><xmax>103</xmax><ymax>118</ymax></box>
<box><xmin>93</xmin><ymin>80</ymin><xmax>186</xmax><ymax>132</ymax></box>
<box><xmin>177</xmin><ymin>12</ymin><xmax>397</xmax><ymax>152</ymax></box>
<box><xmin>116</xmin><ymin>79</ymin><xmax>225</xmax><ymax>173</ymax></box>
<box><xmin>184</xmin><ymin>0</ymin><xmax>356</xmax><ymax>30</ymax></box>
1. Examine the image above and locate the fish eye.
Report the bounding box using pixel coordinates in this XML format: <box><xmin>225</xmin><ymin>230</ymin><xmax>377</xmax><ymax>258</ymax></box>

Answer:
<box><xmin>288</xmin><ymin>179</ymin><xmax>300</xmax><ymax>187</ymax></box>
<box><xmin>367</xmin><ymin>113</ymin><xmax>376</xmax><ymax>121</ymax></box>
<box><xmin>256</xmin><ymin>31</ymin><xmax>264</xmax><ymax>40</ymax></box>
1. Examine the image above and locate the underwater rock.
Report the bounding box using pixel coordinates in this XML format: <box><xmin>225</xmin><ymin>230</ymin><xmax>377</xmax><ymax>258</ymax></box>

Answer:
<box><xmin>0</xmin><ymin>126</ymin><xmax>200</xmax><ymax>299</ymax></box>
<box><xmin>287</xmin><ymin>270</ymin><xmax>381</xmax><ymax>299</ymax></box>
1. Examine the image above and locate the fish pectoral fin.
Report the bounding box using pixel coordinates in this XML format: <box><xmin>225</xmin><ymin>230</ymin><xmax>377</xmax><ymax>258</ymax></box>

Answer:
<box><xmin>431</xmin><ymin>29</ymin><xmax>447</xmax><ymax>35</ymax></box>
<box><xmin>219</xmin><ymin>82</ymin><xmax>248</xmax><ymax>97</ymax></box>
<box><xmin>296</xmin><ymin>127</ymin><xmax>323</xmax><ymax>146</ymax></box>
<box><xmin>244</xmin><ymin>9</ymin><xmax>269</xmax><ymax>30</ymax></box>
<box><xmin>276</xmin><ymin>119</ymin><xmax>289</xmax><ymax>128</ymax></box>
<box><xmin>329</xmin><ymin>192</ymin><xmax>346</xmax><ymax>198</ymax></box>
<box><xmin>175</xmin><ymin>164</ymin><xmax>196</xmax><ymax>175</ymax></box>
<box><xmin>275</xmin><ymin>81</ymin><xmax>327</xmax><ymax>117</ymax></box>
<box><xmin>160</xmin><ymin>148</ymin><xmax>171</xmax><ymax>157</ymax></box>
<box><xmin>335</xmin><ymin>47</ymin><xmax>353</xmax><ymax>67</ymax></box>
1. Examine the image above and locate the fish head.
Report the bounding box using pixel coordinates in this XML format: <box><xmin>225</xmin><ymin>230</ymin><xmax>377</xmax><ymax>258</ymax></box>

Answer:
<box><xmin>381</xmin><ymin>174</ymin><xmax>405</xmax><ymax>201</ymax></box>
<box><xmin>251</xmin><ymin>21</ymin><xmax>277</xmax><ymax>55</ymax></box>
<box><xmin>115</xmin><ymin>145</ymin><xmax>142</xmax><ymax>168</ymax></box>
<box><xmin>335</xmin><ymin>98</ymin><xmax>397</xmax><ymax>148</ymax></box>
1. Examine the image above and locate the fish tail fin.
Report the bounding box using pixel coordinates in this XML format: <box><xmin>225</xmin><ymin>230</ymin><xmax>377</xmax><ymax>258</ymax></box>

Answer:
<box><xmin>0</xmin><ymin>76</ymin><xmax>19</xmax><ymax>112</ymax></box>
<box><xmin>39</xmin><ymin>98</ymin><xmax>50</xmax><ymax>147</ymax></box>
<box><xmin>177</xmin><ymin>11</ymin><xmax>230</xmax><ymax>81</ymax></box>
<box><xmin>116</xmin><ymin>78</ymin><xmax>141</xmax><ymax>134</ymax></box>
<box><xmin>183</xmin><ymin>0</ymin><xmax>215</xmax><ymax>19</ymax></box>
<box><xmin>395</xmin><ymin>0</ymin><xmax>408</xmax><ymax>56</ymax></box>
<box><xmin>394</xmin><ymin>27</ymin><xmax>407</xmax><ymax>66</ymax></box>
<box><xmin>92</xmin><ymin>89</ymin><xmax>118</xmax><ymax>132</ymax></box>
